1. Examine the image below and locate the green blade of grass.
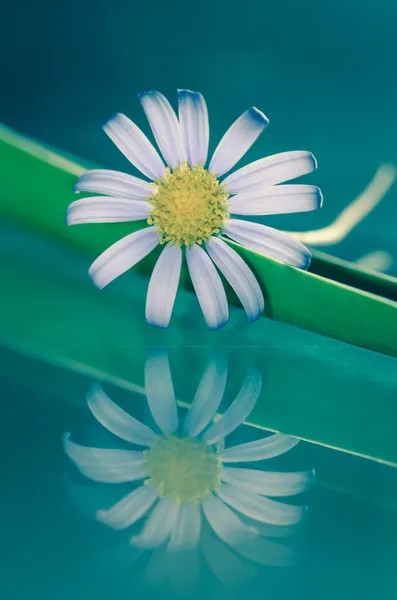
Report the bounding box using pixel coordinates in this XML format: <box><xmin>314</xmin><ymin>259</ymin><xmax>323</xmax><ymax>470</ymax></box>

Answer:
<box><xmin>0</xmin><ymin>124</ymin><xmax>396</xmax><ymax>356</ymax></box>
<box><xmin>0</xmin><ymin>221</ymin><xmax>396</xmax><ymax>469</ymax></box>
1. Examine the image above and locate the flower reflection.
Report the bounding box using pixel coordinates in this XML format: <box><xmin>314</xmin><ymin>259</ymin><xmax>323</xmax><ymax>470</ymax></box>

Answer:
<box><xmin>64</xmin><ymin>352</ymin><xmax>313</xmax><ymax>585</ymax></box>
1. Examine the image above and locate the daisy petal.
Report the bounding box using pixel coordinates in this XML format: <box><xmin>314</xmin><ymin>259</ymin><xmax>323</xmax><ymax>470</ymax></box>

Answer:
<box><xmin>223</xmin><ymin>151</ymin><xmax>317</xmax><ymax>194</ymax></box>
<box><xmin>217</xmin><ymin>484</ymin><xmax>305</xmax><ymax>526</ymax></box>
<box><xmin>220</xmin><ymin>433</ymin><xmax>300</xmax><ymax>463</ymax></box>
<box><xmin>168</xmin><ymin>503</ymin><xmax>201</xmax><ymax>551</ymax></box>
<box><xmin>239</xmin><ymin>514</ymin><xmax>299</xmax><ymax>539</ymax></box>
<box><xmin>221</xmin><ymin>467</ymin><xmax>314</xmax><ymax>496</ymax></box>
<box><xmin>144</xmin><ymin>351</ymin><xmax>178</xmax><ymax>435</ymax></box>
<box><xmin>178</xmin><ymin>89</ymin><xmax>209</xmax><ymax>167</ymax></box>
<box><xmin>202</xmin><ymin>369</ymin><xmax>262</xmax><ymax>445</ymax></box>
<box><xmin>63</xmin><ymin>433</ymin><xmax>147</xmax><ymax>483</ymax></box>
<box><xmin>231</xmin><ymin>532</ymin><xmax>295</xmax><ymax>568</ymax></box>
<box><xmin>201</xmin><ymin>530</ymin><xmax>256</xmax><ymax>585</ymax></box>
<box><xmin>104</xmin><ymin>113</ymin><xmax>165</xmax><ymax>181</ymax></box>
<box><xmin>145</xmin><ymin>243</ymin><xmax>182</xmax><ymax>328</ymax></box>
<box><xmin>87</xmin><ymin>384</ymin><xmax>158</xmax><ymax>446</ymax></box>
<box><xmin>204</xmin><ymin>497</ymin><xmax>294</xmax><ymax>567</ymax></box>
<box><xmin>96</xmin><ymin>484</ymin><xmax>158</xmax><ymax>530</ymax></box>
<box><xmin>139</xmin><ymin>91</ymin><xmax>186</xmax><ymax>169</ymax></box>
<box><xmin>89</xmin><ymin>226</ymin><xmax>159</xmax><ymax>289</ymax></box>
<box><xmin>67</xmin><ymin>197</ymin><xmax>152</xmax><ymax>225</ymax></box>
<box><xmin>202</xmin><ymin>494</ymin><xmax>258</xmax><ymax>545</ymax></box>
<box><xmin>186</xmin><ymin>243</ymin><xmax>229</xmax><ymax>330</ymax></box>
<box><xmin>205</xmin><ymin>236</ymin><xmax>264</xmax><ymax>322</ymax></box>
<box><xmin>74</xmin><ymin>169</ymin><xmax>154</xmax><ymax>200</ymax></box>
<box><xmin>228</xmin><ymin>185</ymin><xmax>323</xmax><ymax>216</ymax></box>
<box><xmin>224</xmin><ymin>219</ymin><xmax>311</xmax><ymax>269</ymax></box>
<box><xmin>131</xmin><ymin>498</ymin><xmax>179</xmax><ymax>548</ymax></box>
<box><xmin>183</xmin><ymin>355</ymin><xmax>228</xmax><ymax>438</ymax></box>
<box><xmin>209</xmin><ymin>107</ymin><xmax>269</xmax><ymax>177</ymax></box>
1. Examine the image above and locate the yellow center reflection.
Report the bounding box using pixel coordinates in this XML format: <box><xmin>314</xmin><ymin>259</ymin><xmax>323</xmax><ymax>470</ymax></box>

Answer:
<box><xmin>145</xmin><ymin>436</ymin><xmax>222</xmax><ymax>504</ymax></box>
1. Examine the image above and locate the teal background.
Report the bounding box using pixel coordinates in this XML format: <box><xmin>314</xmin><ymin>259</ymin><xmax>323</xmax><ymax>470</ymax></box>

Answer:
<box><xmin>1</xmin><ymin>1</ymin><xmax>397</xmax><ymax>597</ymax></box>
<box><xmin>2</xmin><ymin>0</ymin><xmax>397</xmax><ymax>270</ymax></box>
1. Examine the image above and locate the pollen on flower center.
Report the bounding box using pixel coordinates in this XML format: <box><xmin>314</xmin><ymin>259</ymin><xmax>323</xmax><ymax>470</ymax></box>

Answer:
<box><xmin>147</xmin><ymin>162</ymin><xmax>230</xmax><ymax>247</ymax></box>
<box><xmin>144</xmin><ymin>436</ymin><xmax>222</xmax><ymax>504</ymax></box>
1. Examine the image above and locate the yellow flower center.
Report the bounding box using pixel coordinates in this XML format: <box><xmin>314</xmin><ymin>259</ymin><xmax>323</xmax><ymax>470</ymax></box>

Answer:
<box><xmin>147</xmin><ymin>163</ymin><xmax>230</xmax><ymax>247</ymax></box>
<box><xmin>145</xmin><ymin>436</ymin><xmax>222</xmax><ymax>504</ymax></box>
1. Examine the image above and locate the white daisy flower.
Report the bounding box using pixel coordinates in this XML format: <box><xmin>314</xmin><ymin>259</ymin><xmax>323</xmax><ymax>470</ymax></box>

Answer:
<box><xmin>64</xmin><ymin>353</ymin><xmax>313</xmax><ymax>557</ymax></box>
<box><xmin>67</xmin><ymin>90</ymin><xmax>322</xmax><ymax>330</ymax></box>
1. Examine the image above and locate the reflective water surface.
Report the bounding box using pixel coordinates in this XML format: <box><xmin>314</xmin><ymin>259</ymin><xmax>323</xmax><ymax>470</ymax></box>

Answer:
<box><xmin>1</xmin><ymin>224</ymin><xmax>397</xmax><ymax>598</ymax></box>
<box><xmin>1</xmin><ymin>343</ymin><xmax>397</xmax><ymax>599</ymax></box>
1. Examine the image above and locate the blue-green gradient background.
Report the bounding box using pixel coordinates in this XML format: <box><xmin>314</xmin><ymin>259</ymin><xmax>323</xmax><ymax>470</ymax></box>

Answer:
<box><xmin>1</xmin><ymin>1</ymin><xmax>397</xmax><ymax>598</ymax></box>
<box><xmin>2</xmin><ymin>0</ymin><xmax>397</xmax><ymax>270</ymax></box>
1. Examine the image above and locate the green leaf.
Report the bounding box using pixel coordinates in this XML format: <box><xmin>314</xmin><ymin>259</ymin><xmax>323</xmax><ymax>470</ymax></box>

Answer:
<box><xmin>1</xmin><ymin>221</ymin><xmax>396</xmax><ymax>472</ymax></box>
<box><xmin>2</xmin><ymin>343</ymin><xmax>397</xmax><ymax>510</ymax></box>
<box><xmin>0</xmin><ymin>123</ymin><xmax>396</xmax><ymax>357</ymax></box>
